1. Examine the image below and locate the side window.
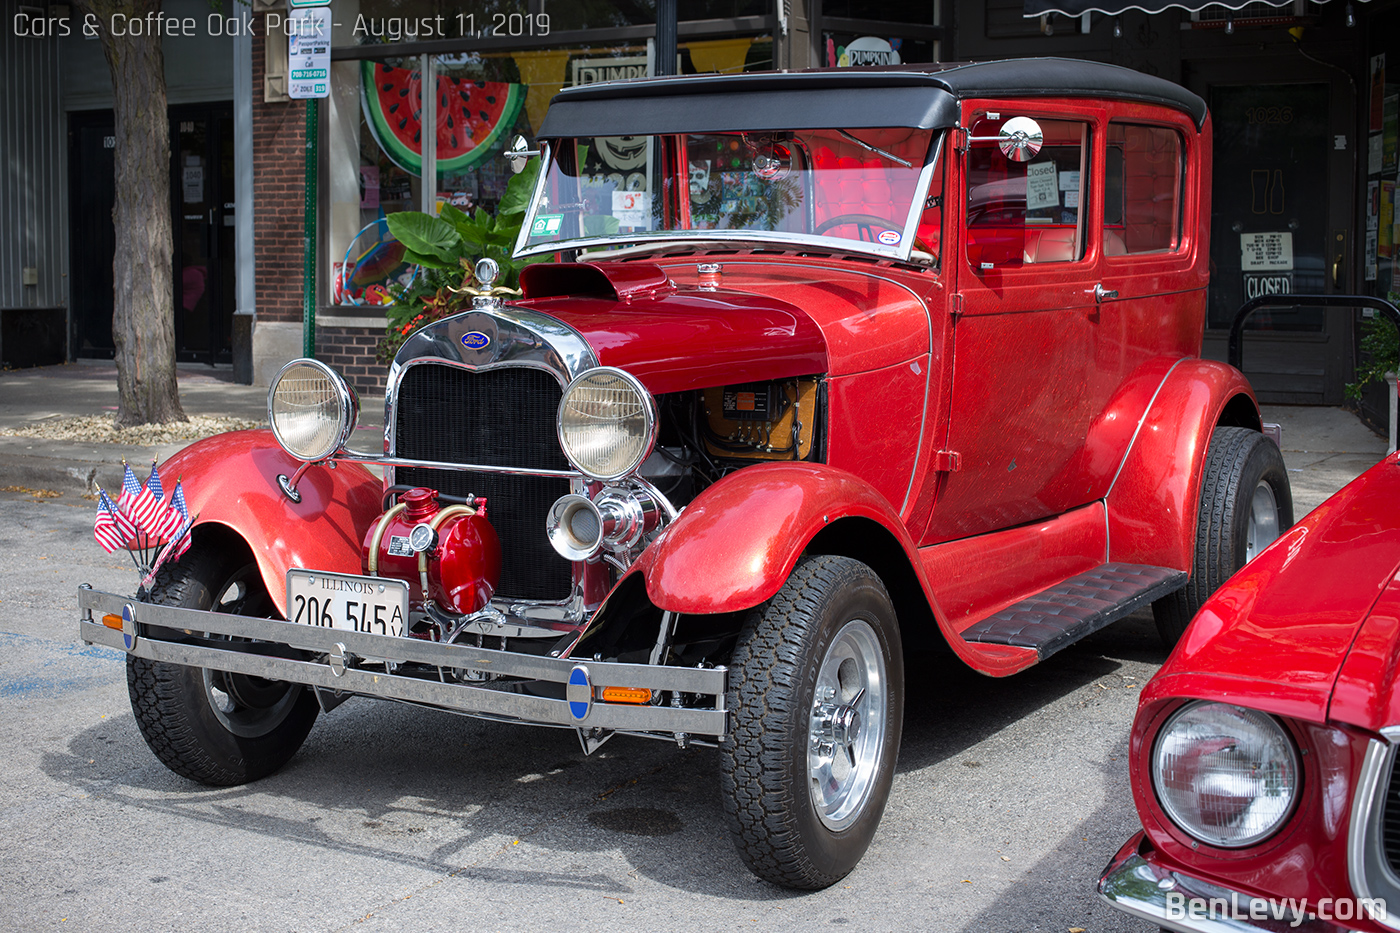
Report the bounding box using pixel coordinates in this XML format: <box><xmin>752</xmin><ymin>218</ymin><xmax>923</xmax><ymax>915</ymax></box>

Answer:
<box><xmin>965</xmin><ymin>118</ymin><xmax>1088</xmax><ymax>270</ymax></box>
<box><xmin>1106</xmin><ymin>123</ymin><xmax>1184</xmax><ymax>255</ymax></box>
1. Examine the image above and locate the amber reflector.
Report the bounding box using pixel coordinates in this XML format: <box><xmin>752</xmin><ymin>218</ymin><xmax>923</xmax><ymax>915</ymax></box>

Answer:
<box><xmin>101</xmin><ymin>613</ymin><xmax>123</xmax><ymax>630</ymax></box>
<box><xmin>601</xmin><ymin>686</ymin><xmax>651</xmax><ymax>705</ymax></box>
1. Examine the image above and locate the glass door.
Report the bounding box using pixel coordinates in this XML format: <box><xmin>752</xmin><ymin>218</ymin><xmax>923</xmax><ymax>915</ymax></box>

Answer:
<box><xmin>171</xmin><ymin>103</ymin><xmax>235</xmax><ymax>364</ymax></box>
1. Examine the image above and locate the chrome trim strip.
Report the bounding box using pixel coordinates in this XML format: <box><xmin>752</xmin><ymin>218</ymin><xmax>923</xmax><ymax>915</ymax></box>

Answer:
<box><xmin>334</xmin><ymin>453</ymin><xmax>580</xmax><ymax>480</ymax></box>
<box><xmin>1103</xmin><ymin>356</ymin><xmax>1189</xmax><ymax>502</ymax></box>
<box><xmin>77</xmin><ymin>589</ymin><xmax>727</xmax><ymax>735</ymax></box>
<box><xmin>518</xmin><ymin>226</ymin><xmax>916</xmax><ymax>265</ymax></box>
<box><xmin>1101</xmin><ymin>846</ymin><xmax>1359</xmax><ymax>933</ymax></box>
<box><xmin>1348</xmin><ymin>738</ymin><xmax>1400</xmax><ymax>930</ymax></box>
<box><xmin>512</xmin><ymin>141</ymin><xmax>552</xmax><ymax>258</ymax></box>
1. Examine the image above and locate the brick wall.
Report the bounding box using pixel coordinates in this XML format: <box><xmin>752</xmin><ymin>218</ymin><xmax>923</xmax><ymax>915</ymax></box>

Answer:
<box><xmin>251</xmin><ymin>22</ymin><xmax>306</xmax><ymax>327</ymax></box>
<box><xmin>317</xmin><ymin>326</ymin><xmax>389</xmax><ymax>395</ymax></box>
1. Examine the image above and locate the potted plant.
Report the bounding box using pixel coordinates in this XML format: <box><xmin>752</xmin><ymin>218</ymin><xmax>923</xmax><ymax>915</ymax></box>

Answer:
<box><xmin>376</xmin><ymin>161</ymin><xmax>544</xmax><ymax>363</ymax></box>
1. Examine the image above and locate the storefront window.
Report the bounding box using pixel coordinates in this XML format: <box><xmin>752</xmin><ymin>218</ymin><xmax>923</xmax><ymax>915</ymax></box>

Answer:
<box><xmin>328</xmin><ymin>56</ymin><xmax>425</xmax><ymax>307</ymax></box>
<box><xmin>325</xmin><ymin>24</ymin><xmax>773</xmax><ymax>305</ymax></box>
<box><xmin>821</xmin><ymin>33</ymin><xmax>935</xmax><ymax>68</ymax></box>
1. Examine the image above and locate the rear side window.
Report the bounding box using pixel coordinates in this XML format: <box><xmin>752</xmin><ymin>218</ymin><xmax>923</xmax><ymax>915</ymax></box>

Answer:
<box><xmin>1106</xmin><ymin>124</ymin><xmax>1184</xmax><ymax>255</ymax></box>
<box><xmin>965</xmin><ymin>118</ymin><xmax>1089</xmax><ymax>270</ymax></box>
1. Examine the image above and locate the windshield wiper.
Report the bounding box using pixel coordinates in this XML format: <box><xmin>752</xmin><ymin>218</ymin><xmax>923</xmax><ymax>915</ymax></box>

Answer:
<box><xmin>837</xmin><ymin>130</ymin><xmax>912</xmax><ymax>168</ymax></box>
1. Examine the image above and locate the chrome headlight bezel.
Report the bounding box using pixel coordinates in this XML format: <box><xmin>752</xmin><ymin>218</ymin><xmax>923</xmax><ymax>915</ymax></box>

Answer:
<box><xmin>267</xmin><ymin>358</ymin><xmax>359</xmax><ymax>463</ymax></box>
<box><xmin>556</xmin><ymin>366</ymin><xmax>658</xmax><ymax>482</ymax></box>
<box><xmin>1151</xmin><ymin>700</ymin><xmax>1302</xmax><ymax>849</ymax></box>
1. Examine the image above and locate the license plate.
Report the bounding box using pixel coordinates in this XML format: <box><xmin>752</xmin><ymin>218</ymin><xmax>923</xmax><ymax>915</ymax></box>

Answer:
<box><xmin>285</xmin><ymin>570</ymin><xmax>409</xmax><ymax>638</ymax></box>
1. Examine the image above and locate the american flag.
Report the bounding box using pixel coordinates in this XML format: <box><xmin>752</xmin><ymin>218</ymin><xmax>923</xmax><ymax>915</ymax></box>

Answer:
<box><xmin>154</xmin><ymin>480</ymin><xmax>188</xmax><ymax>541</ymax></box>
<box><xmin>94</xmin><ymin>489</ymin><xmax>132</xmax><ymax>553</ymax></box>
<box><xmin>144</xmin><ymin>460</ymin><xmax>164</xmax><ymax>504</ymax></box>
<box><xmin>119</xmin><ymin>462</ymin><xmax>162</xmax><ymax>533</ymax></box>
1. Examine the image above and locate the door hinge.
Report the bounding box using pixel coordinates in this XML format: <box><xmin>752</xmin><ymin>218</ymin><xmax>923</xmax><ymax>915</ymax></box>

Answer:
<box><xmin>951</xmin><ymin>293</ymin><xmax>964</xmax><ymax>322</ymax></box>
<box><xmin>933</xmin><ymin>450</ymin><xmax>962</xmax><ymax>472</ymax></box>
<box><xmin>951</xmin><ymin>127</ymin><xmax>969</xmax><ymax>152</ymax></box>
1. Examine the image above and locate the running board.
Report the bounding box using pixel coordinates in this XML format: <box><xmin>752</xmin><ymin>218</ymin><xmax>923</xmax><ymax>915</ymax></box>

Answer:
<box><xmin>959</xmin><ymin>563</ymin><xmax>1187</xmax><ymax>660</ymax></box>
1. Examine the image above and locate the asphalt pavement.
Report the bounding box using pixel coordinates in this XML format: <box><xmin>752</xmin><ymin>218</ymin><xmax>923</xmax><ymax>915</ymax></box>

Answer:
<box><xmin>0</xmin><ymin>363</ymin><xmax>1391</xmax><ymax>932</ymax></box>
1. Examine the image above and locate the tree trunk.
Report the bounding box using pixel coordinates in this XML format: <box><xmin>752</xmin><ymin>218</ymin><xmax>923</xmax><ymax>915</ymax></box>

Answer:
<box><xmin>79</xmin><ymin>0</ymin><xmax>186</xmax><ymax>426</ymax></box>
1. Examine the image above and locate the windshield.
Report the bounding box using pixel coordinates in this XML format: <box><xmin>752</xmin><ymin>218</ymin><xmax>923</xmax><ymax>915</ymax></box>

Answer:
<box><xmin>518</xmin><ymin>128</ymin><xmax>941</xmax><ymax>262</ymax></box>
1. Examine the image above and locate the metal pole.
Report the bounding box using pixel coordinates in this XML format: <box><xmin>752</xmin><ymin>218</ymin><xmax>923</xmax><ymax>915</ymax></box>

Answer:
<box><xmin>302</xmin><ymin>98</ymin><xmax>318</xmax><ymax>359</ymax></box>
<box><xmin>655</xmin><ymin>0</ymin><xmax>677</xmax><ymax>76</ymax></box>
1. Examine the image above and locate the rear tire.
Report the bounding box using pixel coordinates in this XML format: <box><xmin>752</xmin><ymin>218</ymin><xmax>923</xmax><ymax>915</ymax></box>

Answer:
<box><xmin>720</xmin><ymin>555</ymin><xmax>904</xmax><ymax>889</ymax></box>
<box><xmin>1152</xmin><ymin>427</ymin><xmax>1292</xmax><ymax>647</ymax></box>
<box><xmin>127</xmin><ymin>538</ymin><xmax>319</xmax><ymax>786</ymax></box>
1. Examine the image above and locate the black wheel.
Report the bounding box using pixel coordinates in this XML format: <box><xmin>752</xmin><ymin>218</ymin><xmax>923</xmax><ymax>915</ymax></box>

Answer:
<box><xmin>127</xmin><ymin>538</ymin><xmax>319</xmax><ymax>786</ymax></box>
<box><xmin>1152</xmin><ymin>426</ymin><xmax>1293</xmax><ymax>646</ymax></box>
<box><xmin>720</xmin><ymin>555</ymin><xmax>904</xmax><ymax>889</ymax></box>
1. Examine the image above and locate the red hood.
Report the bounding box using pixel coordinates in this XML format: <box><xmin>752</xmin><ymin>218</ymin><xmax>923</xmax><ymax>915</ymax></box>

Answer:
<box><xmin>1144</xmin><ymin>453</ymin><xmax>1400</xmax><ymax>727</ymax></box>
<box><xmin>516</xmin><ymin>262</ymin><xmax>827</xmax><ymax>395</ymax></box>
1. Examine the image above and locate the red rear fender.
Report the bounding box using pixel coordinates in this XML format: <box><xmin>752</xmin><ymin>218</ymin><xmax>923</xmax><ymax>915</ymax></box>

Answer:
<box><xmin>1105</xmin><ymin>359</ymin><xmax>1260</xmax><ymax>570</ymax></box>
<box><xmin>158</xmin><ymin>430</ymin><xmax>383</xmax><ymax>617</ymax></box>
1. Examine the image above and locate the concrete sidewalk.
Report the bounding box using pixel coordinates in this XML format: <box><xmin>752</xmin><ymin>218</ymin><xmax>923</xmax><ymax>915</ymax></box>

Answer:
<box><xmin>0</xmin><ymin>360</ymin><xmax>384</xmax><ymax>496</ymax></box>
<box><xmin>0</xmin><ymin>360</ymin><xmax>1389</xmax><ymax>515</ymax></box>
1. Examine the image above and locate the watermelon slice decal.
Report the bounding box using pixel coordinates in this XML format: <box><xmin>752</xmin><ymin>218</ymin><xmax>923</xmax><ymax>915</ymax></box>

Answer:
<box><xmin>360</xmin><ymin>61</ymin><xmax>526</xmax><ymax>176</ymax></box>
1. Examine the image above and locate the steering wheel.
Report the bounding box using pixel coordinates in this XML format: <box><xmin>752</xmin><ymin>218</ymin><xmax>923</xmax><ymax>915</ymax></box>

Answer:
<box><xmin>815</xmin><ymin>213</ymin><xmax>901</xmax><ymax>237</ymax></box>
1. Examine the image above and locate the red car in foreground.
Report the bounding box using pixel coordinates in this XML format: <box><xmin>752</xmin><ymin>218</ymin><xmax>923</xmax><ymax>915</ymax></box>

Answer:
<box><xmin>80</xmin><ymin>59</ymin><xmax>1290</xmax><ymax>889</ymax></box>
<box><xmin>1100</xmin><ymin>451</ymin><xmax>1400</xmax><ymax>932</ymax></box>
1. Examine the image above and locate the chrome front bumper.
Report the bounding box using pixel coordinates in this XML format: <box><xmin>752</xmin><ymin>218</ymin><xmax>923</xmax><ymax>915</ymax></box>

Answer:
<box><xmin>77</xmin><ymin>587</ymin><xmax>727</xmax><ymax>739</ymax></box>
<box><xmin>1100</xmin><ymin>834</ymin><xmax>1362</xmax><ymax>933</ymax></box>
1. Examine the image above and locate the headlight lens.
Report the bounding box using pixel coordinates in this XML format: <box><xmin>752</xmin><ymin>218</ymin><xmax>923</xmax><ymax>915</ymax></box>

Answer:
<box><xmin>557</xmin><ymin>367</ymin><xmax>657</xmax><ymax>481</ymax></box>
<box><xmin>1152</xmin><ymin>701</ymin><xmax>1300</xmax><ymax>848</ymax></box>
<box><xmin>268</xmin><ymin>359</ymin><xmax>357</xmax><ymax>462</ymax></box>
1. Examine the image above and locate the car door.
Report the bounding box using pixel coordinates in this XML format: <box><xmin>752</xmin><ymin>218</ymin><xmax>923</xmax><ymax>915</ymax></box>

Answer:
<box><xmin>923</xmin><ymin>101</ymin><xmax>1105</xmax><ymax>544</ymax></box>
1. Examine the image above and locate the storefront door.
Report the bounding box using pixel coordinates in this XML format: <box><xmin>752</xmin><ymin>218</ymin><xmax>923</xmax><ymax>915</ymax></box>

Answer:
<box><xmin>171</xmin><ymin>103</ymin><xmax>235</xmax><ymax>365</ymax></box>
<box><xmin>1188</xmin><ymin>64</ymin><xmax>1355</xmax><ymax>404</ymax></box>
<box><xmin>68</xmin><ymin>102</ymin><xmax>234</xmax><ymax>364</ymax></box>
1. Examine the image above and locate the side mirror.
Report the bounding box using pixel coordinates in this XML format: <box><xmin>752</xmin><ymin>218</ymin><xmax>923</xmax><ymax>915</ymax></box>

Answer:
<box><xmin>996</xmin><ymin>117</ymin><xmax>1043</xmax><ymax>163</ymax></box>
<box><xmin>503</xmin><ymin>135</ymin><xmax>541</xmax><ymax>174</ymax></box>
<box><xmin>968</xmin><ymin>116</ymin><xmax>1044</xmax><ymax>163</ymax></box>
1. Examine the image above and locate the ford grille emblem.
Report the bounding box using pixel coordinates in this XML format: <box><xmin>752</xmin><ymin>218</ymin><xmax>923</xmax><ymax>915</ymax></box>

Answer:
<box><xmin>461</xmin><ymin>331</ymin><xmax>491</xmax><ymax>350</ymax></box>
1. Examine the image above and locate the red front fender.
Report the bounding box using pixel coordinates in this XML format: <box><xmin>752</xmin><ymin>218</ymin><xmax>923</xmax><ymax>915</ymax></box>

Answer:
<box><xmin>158</xmin><ymin>430</ymin><xmax>383</xmax><ymax>617</ymax></box>
<box><xmin>635</xmin><ymin>462</ymin><xmax>921</xmax><ymax>614</ymax></box>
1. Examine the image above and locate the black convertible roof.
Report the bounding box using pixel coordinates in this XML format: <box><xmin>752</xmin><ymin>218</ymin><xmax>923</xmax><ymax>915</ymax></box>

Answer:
<box><xmin>537</xmin><ymin>57</ymin><xmax>1208</xmax><ymax>138</ymax></box>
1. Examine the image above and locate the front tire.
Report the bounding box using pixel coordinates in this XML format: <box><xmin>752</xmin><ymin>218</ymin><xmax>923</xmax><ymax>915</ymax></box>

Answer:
<box><xmin>1152</xmin><ymin>426</ymin><xmax>1293</xmax><ymax>646</ymax></box>
<box><xmin>720</xmin><ymin>555</ymin><xmax>904</xmax><ymax>889</ymax></box>
<box><xmin>127</xmin><ymin>538</ymin><xmax>319</xmax><ymax>786</ymax></box>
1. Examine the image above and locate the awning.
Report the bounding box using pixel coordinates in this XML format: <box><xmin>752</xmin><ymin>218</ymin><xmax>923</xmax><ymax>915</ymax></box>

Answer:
<box><xmin>1024</xmin><ymin>0</ymin><xmax>1351</xmax><ymax>19</ymax></box>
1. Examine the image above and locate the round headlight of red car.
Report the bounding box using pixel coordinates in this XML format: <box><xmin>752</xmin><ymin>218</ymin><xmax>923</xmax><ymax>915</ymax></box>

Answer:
<box><xmin>268</xmin><ymin>359</ymin><xmax>358</xmax><ymax>462</ymax></box>
<box><xmin>556</xmin><ymin>367</ymin><xmax>657</xmax><ymax>481</ymax></box>
<box><xmin>1152</xmin><ymin>701</ymin><xmax>1300</xmax><ymax>848</ymax></box>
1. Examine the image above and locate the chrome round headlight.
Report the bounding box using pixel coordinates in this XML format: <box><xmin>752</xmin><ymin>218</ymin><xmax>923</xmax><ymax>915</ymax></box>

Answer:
<box><xmin>268</xmin><ymin>359</ymin><xmax>358</xmax><ymax>462</ymax></box>
<box><xmin>1152</xmin><ymin>701</ymin><xmax>1300</xmax><ymax>848</ymax></box>
<box><xmin>556</xmin><ymin>367</ymin><xmax>657</xmax><ymax>481</ymax></box>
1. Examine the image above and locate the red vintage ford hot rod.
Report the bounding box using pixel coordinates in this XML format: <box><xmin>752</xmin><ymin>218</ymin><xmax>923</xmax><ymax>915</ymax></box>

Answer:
<box><xmin>79</xmin><ymin>58</ymin><xmax>1290</xmax><ymax>889</ymax></box>
<box><xmin>1099</xmin><ymin>451</ymin><xmax>1400</xmax><ymax>933</ymax></box>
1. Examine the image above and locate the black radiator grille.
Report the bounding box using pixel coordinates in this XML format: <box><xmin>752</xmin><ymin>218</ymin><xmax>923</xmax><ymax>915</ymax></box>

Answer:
<box><xmin>394</xmin><ymin>364</ymin><xmax>572</xmax><ymax>601</ymax></box>
<box><xmin>1384</xmin><ymin>752</ymin><xmax>1400</xmax><ymax>875</ymax></box>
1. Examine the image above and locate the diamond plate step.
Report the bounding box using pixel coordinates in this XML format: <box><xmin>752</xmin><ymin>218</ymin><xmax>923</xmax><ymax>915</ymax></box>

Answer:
<box><xmin>959</xmin><ymin>563</ymin><xmax>1187</xmax><ymax>660</ymax></box>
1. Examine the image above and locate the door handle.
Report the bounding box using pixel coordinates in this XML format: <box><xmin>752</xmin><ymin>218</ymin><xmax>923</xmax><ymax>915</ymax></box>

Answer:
<box><xmin>1085</xmin><ymin>283</ymin><xmax>1118</xmax><ymax>303</ymax></box>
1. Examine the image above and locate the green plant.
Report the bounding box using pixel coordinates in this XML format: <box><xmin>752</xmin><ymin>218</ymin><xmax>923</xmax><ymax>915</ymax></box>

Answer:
<box><xmin>1344</xmin><ymin>313</ymin><xmax>1400</xmax><ymax>401</ymax></box>
<box><xmin>376</xmin><ymin>159</ymin><xmax>546</xmax><ymax>363</ymax></box>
